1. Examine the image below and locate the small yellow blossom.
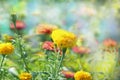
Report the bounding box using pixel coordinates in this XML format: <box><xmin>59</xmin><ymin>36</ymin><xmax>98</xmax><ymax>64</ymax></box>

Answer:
<box><xmin>51</xmin><ymin>29</ymin><xmax>76</xmax><ymax>48</ymax></box>
<box><xmin>35</xmin><ymin>52</ymin><xmax>45</xmax><ymax>58</ymax></box>
<box><xmin>2</xmin><ymin>34</ymin><xmax>13</xmax><ymax>42</ymax></box>
<box><xmin>0</xmin><ymin>43</ymin><xmax>14</xmax><ymax>54</ymax></box>
<box><xmin>74</xmin><ymin>70</ymin><xmax>92</xmax><ymax>80</ymax></box>
<box><xmin>19</xmin><ymin>72</ymin><xmax>32</xmax><ymax>80</ymax></box>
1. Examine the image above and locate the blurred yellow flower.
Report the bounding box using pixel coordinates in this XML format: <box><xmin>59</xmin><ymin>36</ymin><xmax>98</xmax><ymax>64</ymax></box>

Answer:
<box><xmin>35</xmin><ymin>52</ymin><xmax>45</xmax><ymax>58</ymax></box>
<box><xmin>0</xmin><ymin>43</ymin><xmax>14</xmax><ymax>55</ymax></box>
<box><xmin>51</xmin><ymin>29</ymin><xmax>76</xmax><ymax>48</ymax></box>
<box><xmin>2</xmin><ymin>34</ymin><xmax>13</xmax><ymax>42</ymax></box>
<box><xmin>19</xmin><ymin>72</ymin><xmax>32</xmax><ymax>80</ymax></box>
<box><xmin>74</xmin><ymin>70</ymin><xmax>92</xmax><ymax>80</ymax></box>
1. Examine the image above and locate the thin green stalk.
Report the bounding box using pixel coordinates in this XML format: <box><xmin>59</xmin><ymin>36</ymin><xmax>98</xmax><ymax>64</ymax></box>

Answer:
<box><xmin>12</xmin><ymin>14</ymin><xmax>29</xmax><ymax>72</ymax></box>
<box><xmin>18</xmin><ymin>41</ymin><xmax>29</xmax><ymax>72</ymax></box>
<box><xmin>0</xmin><ymin>55</ymin><xmax>6</xmax><ymax>79</ymax></box>
<box><xmin>58</xmin><ymin>52</ymin><xmax>65</xmax><ymax>72</ymax></box>
<box><xmin>55</xmin><ymin>48</ymin><xmax>66</xmax><ymax>79</ymax></box>
<box><xmin>0</xmin><ymin>55</ymin><xmax>5</xmax><ymax>70</ymax></box>
<box><xmin>11</xmin><ymin>14</ymin><xmax>18</xmax><ymax>35</ymax></box>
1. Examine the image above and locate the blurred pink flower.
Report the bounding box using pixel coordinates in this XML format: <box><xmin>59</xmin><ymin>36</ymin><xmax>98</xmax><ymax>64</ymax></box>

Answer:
<box><xmin>72</xmin><ymin>46</ymin><xmax>90</xmax><ymax>54</ymax></box>
<box><xmin>42</xmin><ymin>41</ymin><xmax>54</xmax><ymax>51</ymax></box>
<box><xmin>62</xmin><ymin>71</ymin><xmax>74</xmax><ymax>78</ymax></box>
<box><xmin>42</xmin><ymin>41</ymin><xmax>63</xmax><ymax>55</ymax></box>
<box><xmin>10</xmin><ymin>20</ymin><xmax>26</xmax><ymax>30</ymax></box>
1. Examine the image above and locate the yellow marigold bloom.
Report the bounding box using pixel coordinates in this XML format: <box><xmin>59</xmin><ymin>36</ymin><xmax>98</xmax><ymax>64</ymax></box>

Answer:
<box><xmin>74</xmin><ymin>70</ymin><xmax>92</xmax><ymax>80</ymax></box>
<box><xmin>0</xmin><ymin>43</ymin><xmax>14</xmax><ymax>54</ymax></box>
<box><xmin>19</xmin><ymin>72</ymin><xmax>32</xmax><ymax>80</ymax></box>
<box><xmin>51</xmin><ymin>29</ymin><xmax>76</xmax><ymax>48</ymax></box>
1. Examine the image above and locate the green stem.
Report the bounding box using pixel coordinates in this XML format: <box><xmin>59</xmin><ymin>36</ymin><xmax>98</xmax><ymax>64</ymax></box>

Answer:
<box><xmin>0</xmin><ymin>55</ymin><xmax>6</xmax><ymax>70</ymax></box>
<box><xmin>11</xmin><ymin>14</ymin><xmax>19</xmax><ymax>35</ymax></box>
<box><xmin>18</xmin><ymin>41</ymin><xmax>29</xmax><ymax>72</ymax></box>
<box><xmin>55</xmin><ymin>48</ymin><xmax>66</xmax><ymax>79</ymax></box>
<box><xmin>12</xmin><ymin>14</ymin><xmax>29</xmax><ymax>72</ymax></box>
<box><xmin>0</xmin><ymin>55</ymin><xmax>6</xmax><ymax>79</ymax></box>
<box><xmin>58</xmin><ymin>52</ymin><xmax>65</xmax><ymax>71</ymax></box>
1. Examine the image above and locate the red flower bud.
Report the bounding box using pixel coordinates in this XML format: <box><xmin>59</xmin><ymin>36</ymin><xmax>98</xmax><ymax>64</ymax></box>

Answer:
<box><xmin>62</xmin><ymin>71</ymin><xmax>74</xmax><ymax>78</ymax></box>
<box><xmin>10</xmin><ymin>20</ymin><xmax>26</xmax><ymax>30</ymax></box>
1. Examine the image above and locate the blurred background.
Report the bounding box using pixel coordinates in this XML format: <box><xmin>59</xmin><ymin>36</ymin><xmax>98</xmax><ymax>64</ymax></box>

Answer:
<box><xmin>0</xmin><ymin>0</ymin><xmax>120</xmax><ymax>42</ymax></box>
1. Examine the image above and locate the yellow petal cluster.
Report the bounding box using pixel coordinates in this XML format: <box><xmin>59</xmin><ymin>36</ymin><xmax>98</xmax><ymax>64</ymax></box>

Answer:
<box><xmin>19</xmin><ymin>72</ymin><xmax>32</xmax><ymax>80</ymax></box>
<box><xmin>0</xmin><ymin>43</ymin><xmax>14</xmax><ymax>54</ymax></box>
<box><xmin>51</xmin><ymin>29</ymin><xmax>76</xmax><ymax>48</ymax></box>
<box><xmin>74</xmin><ymin>70</ymin><xmax>92</xmax><ymax>80</ymax></box>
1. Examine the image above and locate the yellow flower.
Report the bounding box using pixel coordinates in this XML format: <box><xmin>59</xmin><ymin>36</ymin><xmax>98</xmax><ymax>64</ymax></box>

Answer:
<box><xmin>51</xmin><ymin>29</ymin><xmax>76</xmax><ymax>48</ymax></box>
<box><xmin>35</xmin><ymin>52</ymin><xmax>45</xmax><ymax>58</ymax></box>
<box><xmin>19</xmin><ymin>72</ymin><xmax>32</xmax><ymax>80</ymax></box>
<box><xmin>0</xmin><ymin>43</ymin><xmax>14</xmax><ymax>54</ymax></box>
<box><xmin>74</xmin><ymin>70</ymin><xmax>92</xmax><ymax>80</ymax></box>
<box><xmin>2</xmin><ymin>34</ymin><xmax>13</xmax><ymax>42</ymax></box>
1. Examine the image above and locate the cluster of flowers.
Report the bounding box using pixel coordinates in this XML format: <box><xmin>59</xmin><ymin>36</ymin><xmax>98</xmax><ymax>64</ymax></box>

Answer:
<box><xmin>0</xmin><ymin>22</ymin><xmax>94</xmax><ymax>80</ymax></box>
<box><xmin>1</xmin><ymin>19</ymin><xmax>118</xmax><ymax>80</ymax></box>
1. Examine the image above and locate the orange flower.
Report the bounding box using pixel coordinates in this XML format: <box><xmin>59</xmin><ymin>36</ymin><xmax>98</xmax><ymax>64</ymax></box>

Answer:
<box><xmin>103</xmin><ymin>39</ymin><xmax>118</xmax><ymax>53</ymax></box>
<box><xmin>36</xmin><ymin>24</ymin><xmax>58</xmax><ymax>35</ymax></box>
<box><xmin>62</xmin><ymin>71</ymin><xmax>74</xmax><ymax>78</ymax></box>
<box><xmin>103</xmin><ymin>38</ymin><xmax>117</xmax><ymax>47</ymax></box>
<box><xmin>10</xmin><ymin>20</ymin><xmax>26</xmax><ymax>30</ymax></box>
